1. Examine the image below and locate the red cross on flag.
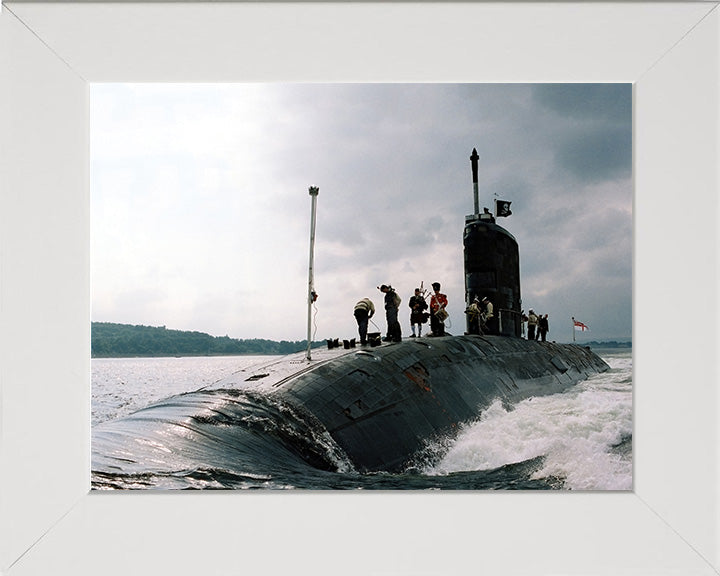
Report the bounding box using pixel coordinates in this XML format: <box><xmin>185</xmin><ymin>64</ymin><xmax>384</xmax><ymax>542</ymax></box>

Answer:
<box><xmin>573</xmin><ymin>319</ymin><xmax>589</xmax><ymax>331</ymax></box>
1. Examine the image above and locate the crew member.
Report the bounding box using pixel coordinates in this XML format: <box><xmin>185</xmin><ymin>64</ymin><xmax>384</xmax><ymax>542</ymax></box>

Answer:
<box><xmin>379</xmin><ymin>285</ymin><xmax>402</xmax><ymax>342</ymax></box>
<box><xmin>538</xmin><ymin>314</ymin><xmax>549</xmax><ymax>342</ymax></box>
<box><xmin>482</xmin><ymin>296</ymin><xmax>496</xmax><ymax>334</ymax></box>
<box><xmin>429</xmin><ymin>282</ymin><xmax>448</xmax><ymax>336</ymax></box>
<box><xmin>527</xmin><ymin>309</ymin><xmax>538</xmax><ymax>340</ymax></box>
<box><xmin>465</xmin><ymin>296</ymin><xmax>482</xmax><ymax>335</ymax></box>
<box><xmin>408</xmin><ymin>288</ymin><xmax>428</xmax><ymax>338</ymax></box>
<box><xmin>353</xmin><ymin>298</ymin><xmax>375</xmax><ymax>345</ymax></box>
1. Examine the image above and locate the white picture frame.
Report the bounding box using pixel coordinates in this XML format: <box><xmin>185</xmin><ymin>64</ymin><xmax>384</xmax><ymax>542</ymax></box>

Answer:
<box><xmin>1</xmin><ymin>2</ymin><xmax>718</xmax><ymax>574</ymax></box>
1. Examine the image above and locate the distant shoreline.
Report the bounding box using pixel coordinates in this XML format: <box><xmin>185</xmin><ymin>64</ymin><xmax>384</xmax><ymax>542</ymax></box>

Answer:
<box><xmin>91</xmin><ymin>322</ymin><xmax>323</xmax><ymax>358</ymax></box>
<box><xmin>92</xmin><ymin>322</ymin><xmax>629</xmax><ymax>359</ymax></box>
<box><xmin>585</xmin><ymin>341</ymin><xmax>632</xmax><ymax>349</ymax></box>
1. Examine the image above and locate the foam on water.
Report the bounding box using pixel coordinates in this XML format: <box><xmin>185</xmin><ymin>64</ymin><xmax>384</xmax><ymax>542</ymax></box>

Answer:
<box><xmin>425</xmin><ymin>353</ymin><xmax>633</xmax><ymax>490</ymax></box>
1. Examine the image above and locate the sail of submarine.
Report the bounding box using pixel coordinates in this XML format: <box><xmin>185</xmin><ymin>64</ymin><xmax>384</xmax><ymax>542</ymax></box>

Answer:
<box><xmin>209</xmin><ymin>147</ymin><xmax>609</xmax><ymax>473</ymax></box>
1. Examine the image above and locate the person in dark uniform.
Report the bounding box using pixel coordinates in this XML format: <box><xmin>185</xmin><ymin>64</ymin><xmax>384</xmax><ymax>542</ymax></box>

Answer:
<box><xmin>408</xmin><ymin>288</ymin><xmax>428</xmax><ymax>337</ymax></box>
<box><xmin>379</xmin><ymin>285</ymin><xmax>402</xmax><ymax>342</ymax></box>
<box><xmin>538</xmin><ymin>314</ymin><xmax>549</xmax><ymax>342</ymax></box>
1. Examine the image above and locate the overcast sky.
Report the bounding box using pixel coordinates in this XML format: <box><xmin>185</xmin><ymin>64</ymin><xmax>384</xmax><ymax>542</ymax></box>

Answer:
<box><xmin>91</xmin><ymin>83</ymin><xmax>632</xmax><ymax>343</ymax></box>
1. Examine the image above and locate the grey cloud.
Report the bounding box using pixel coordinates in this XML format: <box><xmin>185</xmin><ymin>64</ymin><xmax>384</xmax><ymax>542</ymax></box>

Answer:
<box><xmin>532</xmin><ymin>84</ymin><xmax>631</xmax><ymax>123</ymax></box>
<box><xmin>532</xmin><ymin>84</ymin><xmax>632</xmax><ymax>183</ymax></box>
<box><xmin>555</xmin><ymin>124</ymin><xmax>631</xmax><ymax>182</ymax></box>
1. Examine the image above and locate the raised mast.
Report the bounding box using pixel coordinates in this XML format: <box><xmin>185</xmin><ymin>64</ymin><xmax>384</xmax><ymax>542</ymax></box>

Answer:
<box><xmin>470</xmin><ymin>147</ymin><xmax>480</xmax><ymax>215</ymax></box>
<box><xmin>306</xmin><ymin>186</ymin><xmax>319</xmax><ymax>361</ymax></box>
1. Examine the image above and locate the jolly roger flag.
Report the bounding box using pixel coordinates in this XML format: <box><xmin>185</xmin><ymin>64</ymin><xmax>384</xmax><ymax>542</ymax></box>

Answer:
<box><xmin>495</xmin><ymin>199</ymin><xmax>512</xmax><ymax>218</ymax></box>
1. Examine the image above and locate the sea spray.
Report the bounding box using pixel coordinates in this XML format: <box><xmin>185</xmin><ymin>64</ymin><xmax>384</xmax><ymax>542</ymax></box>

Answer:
<box><xmin>424</xmin><ymin>354</ymin><xmax>632</xmax><ymax>490</ymax></box>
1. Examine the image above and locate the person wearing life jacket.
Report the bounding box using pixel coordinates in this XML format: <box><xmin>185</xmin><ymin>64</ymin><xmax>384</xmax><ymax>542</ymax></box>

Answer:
<box><xmin>429</xmin><ymin>282</ymin><xmax>448</xmax><ymax>337</ymax></box>
<box><xmin>353</xmin><ymin>298</ymin><xmax>375</xmax><ymax>346</ymax></box>
<box><xmin>379</xmin><ymin>285</ymin><xmax>402</xmax><ymax>343</ymax></box>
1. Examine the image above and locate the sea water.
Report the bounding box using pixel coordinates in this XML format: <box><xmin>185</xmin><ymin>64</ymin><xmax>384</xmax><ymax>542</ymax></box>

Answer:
<box><xmin>91</xmin><ymin>349</ymin><xmax>632</xmax><ymax>490</ymax></box>
<box><xmin>92</xmin><ymin>355</ymin><xmax>267</xmax><ymax>426</ymax></box>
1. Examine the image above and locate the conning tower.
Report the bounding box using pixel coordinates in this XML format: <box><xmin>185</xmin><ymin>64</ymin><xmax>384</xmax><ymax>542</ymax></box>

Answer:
<box><xmin>464</xmin><ymin>148</ymin><xmax>522</xmax><ymax>337</ymax></box>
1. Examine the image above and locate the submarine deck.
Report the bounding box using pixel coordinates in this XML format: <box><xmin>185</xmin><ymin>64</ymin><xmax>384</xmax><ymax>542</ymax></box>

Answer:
<box><xmin>208</xmin><ymin>335</ymin><xmax>609</xmax><ymax>472</ymax></box>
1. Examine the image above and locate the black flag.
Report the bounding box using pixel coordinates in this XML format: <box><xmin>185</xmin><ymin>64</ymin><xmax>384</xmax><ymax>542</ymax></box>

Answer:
<box><xmin>495</xmin><ymin>199</ymin><xmax>512</xmax><ymax>217</ymax></box>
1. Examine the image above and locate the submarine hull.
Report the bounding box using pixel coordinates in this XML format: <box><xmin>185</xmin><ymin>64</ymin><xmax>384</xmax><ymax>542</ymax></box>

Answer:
<box><xmin>91</xmin><ymin>336</ymin><xmax>610</xmax><ymax>483</ymax></box>
<box><xmin>268</xmin><ymin>335</ymin><xmax>609</xmax><ymax>472</ymax></box>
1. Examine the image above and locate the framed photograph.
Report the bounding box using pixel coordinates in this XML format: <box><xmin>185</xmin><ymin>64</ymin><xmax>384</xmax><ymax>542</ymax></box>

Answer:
<box><xmin>88</xmin><ymin>81</ymin><xmax>632</xmax><ymax>492</ymax></box>
<box><xmin>1</xmin><ymin>2</ymin><xmax>717</xmax><ymax>575</ymax></box>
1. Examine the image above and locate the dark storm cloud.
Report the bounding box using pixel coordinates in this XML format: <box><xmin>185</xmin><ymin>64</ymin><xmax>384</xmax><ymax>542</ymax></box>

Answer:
<box><xmin>272</xmin><ymin>83</ymin><xmax>632</xmax><ymax>339</ymax></box>
<box><xmin>532</xmin><ymin>84</ymin><xmax>632</xmax><ymax>182</ymax></box>
<box><xmin>533</xmin><ymin>84</ymin><xmax>631</xmax><ymax>121</ymax></box>
<box><xmin>556</xmin><ymin>124</ymin><xmax>631</xmax><ymax>181</ymax></box>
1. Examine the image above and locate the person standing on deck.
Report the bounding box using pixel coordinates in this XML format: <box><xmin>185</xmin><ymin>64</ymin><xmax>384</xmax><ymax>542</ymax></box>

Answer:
<box><xmin>465</xmin><ymin>296</ymin><xmax>482</xmax><ymax>335</ymax></box>
<box><xmin>379</xmin><ymin>285</ymin><xmax>402</xmax><ymax>343</ymax></box>
<box><xmin>527</xmin><ymin>309</ymin><xmax>538</xmax><ymax>340</ymax></box>
<box><xmin>353</xmin><ymin>298</ymin><xmax>375</xmax><ymax>346</ymax></box>
<box><xmin>429</xmin><ymin>282</ymin><xmax>448</xmax><ymax>336</ymax></box>
<box><xmin>481</xmin><ymin>296</ymin><xmax>496</xmax><ymax>335</ymax></box>
<box><xmin>408</xmin><ymin>288</ymin><xmax>428</xmax><ymax>338</ymax></box>
<box><xmin>538</xmin><ymin>314</ymin><xmax>549</xmax><ymax>342</ymax></box>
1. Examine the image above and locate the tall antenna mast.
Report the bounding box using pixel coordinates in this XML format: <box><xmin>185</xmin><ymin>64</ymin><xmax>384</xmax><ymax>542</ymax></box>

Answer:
<box><xmin>306</xmin><ymin>186</ymin><xmax>319</xmax><ymax>361</ymax></box>
<box><xmin>470</xmin><ymin>148</ymin><xmax>480</xmax><ymax>215</ymax></box>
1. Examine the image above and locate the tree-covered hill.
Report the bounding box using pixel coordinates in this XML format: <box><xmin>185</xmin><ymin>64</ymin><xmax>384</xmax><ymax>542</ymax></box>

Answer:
<box><xmin>91</xmin><ymin>322</ymin><xmax>323</xmax><ymax>358</ymax></box>
<box><xmin>586</xmin><ymin>340</ymin><xmax>632</xmax><ymax>349</ymax></box>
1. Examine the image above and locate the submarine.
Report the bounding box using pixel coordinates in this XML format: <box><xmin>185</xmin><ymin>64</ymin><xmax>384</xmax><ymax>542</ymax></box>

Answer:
<box><xmin>92</xmin><ymin>148</ymin><xmax>609</xmax><ymax>482</ymax></box>
<box><xmin>217</xmin><ymin>147</ymin><xmax>608</xmax><ymax>473</ymax></box>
